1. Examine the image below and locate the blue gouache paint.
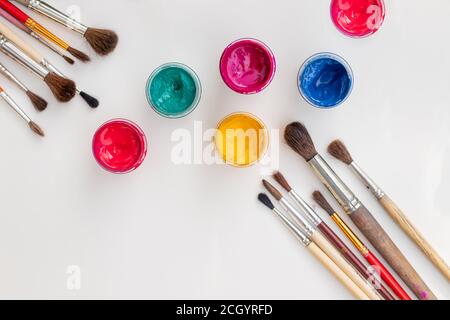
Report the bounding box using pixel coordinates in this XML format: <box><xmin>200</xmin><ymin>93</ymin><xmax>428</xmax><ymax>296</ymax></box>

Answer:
<box><xmin>298</xmin><ymin>53</ymin><xmax>353</xmax><ymax>108</ymax></box>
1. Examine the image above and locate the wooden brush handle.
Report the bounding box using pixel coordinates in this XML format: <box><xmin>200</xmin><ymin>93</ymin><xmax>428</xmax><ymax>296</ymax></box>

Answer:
<box><xmin>307</xmin><ymin>242</ymin><xmax>370</xmax><ymax>300</ymax></box>
<box><xmin>379</xmin><ymin>195</ymin><xmax>450</xmax><ymax>281</ymax></box>
<box><xmin>0</xmin><ymin>21</ymin><xmax>43</xmax><ymax>62</ymax></box>
<box><xmin>311</xmin><ymin>231</ymin><xmax>381</xmax><ymax>300</ymax></box>
<box><xmin>351</xmin><ymin>205</ymin><xmax>436</xmax><ymax>300</ymax></box>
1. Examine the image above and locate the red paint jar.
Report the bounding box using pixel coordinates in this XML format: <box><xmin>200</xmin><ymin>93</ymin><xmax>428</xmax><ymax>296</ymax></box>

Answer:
<box><xmin>92</xmin><ymin>119</ymin><xmax>147</xmax><ymax>174</ymax></box>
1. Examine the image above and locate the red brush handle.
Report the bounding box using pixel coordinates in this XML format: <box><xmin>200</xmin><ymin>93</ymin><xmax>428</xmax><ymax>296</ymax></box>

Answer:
<box><xmin>0</xmin><ymin>0</ymin><xmax>29</xmax><ymax>23</ymax></box>
<box><xmin>366</xmin><ymin>251</ymin><xmax>411</xmax><ymax>300</ymax></box>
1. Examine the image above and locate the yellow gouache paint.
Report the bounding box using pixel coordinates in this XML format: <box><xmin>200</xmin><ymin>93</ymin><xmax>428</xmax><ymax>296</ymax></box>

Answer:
<box><xmin>215</xmin><ymin>113</ymin><xmax>269</xmax><ymax>167</ymax></box>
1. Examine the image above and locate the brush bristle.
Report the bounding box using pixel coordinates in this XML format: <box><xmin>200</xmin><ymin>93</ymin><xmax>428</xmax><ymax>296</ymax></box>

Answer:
<box><xmin>63</xmin><ymin>55</ymin><xmax>75</xmax><ymax>65</ymax></box>
<box><xmin>80</xmin><ymin>91</ymin><xmax>99</xmax><ymax>108</ymax></box>
<box><xmin>273</xmin><ymin>172</ymin><xmax>292</xmax><ymax>192</ymax></box>
<box><xmin>67</xmin><ymin>46</ymin><xmax>91</xmax><ymax>62</ymax></box>
<box><xmin>262</xmin><ymin>179</ymin><xmax>283</xmax><ymax>201</ymax></box>
<box><xmin>84</xmin><ymin>28</ymin><xmax>118</xmax><ymax>56</ymax></box>
<box><xmin>284</xmin><ymin>122</ymin><xmax>318</xmax><ymax>161</ymax></box>
<box><xmin>29</xmin><ymin>121</ymin><xmax>45</xmax><ymax>137</ymax></box>
<box><xmin>26</xmin><ymin>90</ymin><xmax>47</xmax><ymax>111</ymax></box>
<box><xmin>44</xmin><ymin>72</ymin><xmax>76</xmax><ymax>102</ymax></box>
<box><xmin>328</xmin><ymin>140</ymin><xmax>353</xmax><ymax>165</ymax></box>
<box><xmin>313</xmin><ymin>191</ymin><xmax>335</xmax><ymax>215</ymax></box>
<box><xmin>258</xmin><ymin>193</ymin><xmax>275</xmax><ymax>210</ymax></box>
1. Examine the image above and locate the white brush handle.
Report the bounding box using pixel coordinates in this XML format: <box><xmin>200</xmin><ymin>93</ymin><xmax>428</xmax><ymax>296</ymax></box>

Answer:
<box><xmin>311</xmin><ymin>231</ymin><xmax>382</xmax><ymax>300</ymax></box>
<box><xmin>307</xmin><ymin>242</ymin><xmax>370</xmax><ymax>300</ymax></box>
<box><xmin>0</xmin><ymin>21</ymin><xmax>43</xmax><ymax>63</ymax></box>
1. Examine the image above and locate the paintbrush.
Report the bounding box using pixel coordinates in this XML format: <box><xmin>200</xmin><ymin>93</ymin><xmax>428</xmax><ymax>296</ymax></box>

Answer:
<box><xmin>0</xmin><ymin>85</ymin><xmax>44</xmax><ymax>136</ymax></box>
<box><xmin>12</xmin><ymin>0</ymin><xmax>118</xmax><ymax>56</ymax></box>
<box><xmin>0</xmin><ymin>6</ymin><xmax>74</xmax><ymax>64</ymax></box>
<box><xmin>284</xmin><ymin>121</ymin><xmax>436</xmax><ymax>300</ymax></box>
<box><xmin>328</xmin><ymin>139</ymin><xmax>450</xmax><ymax>281</ymax></box>
<box><xmin>262</xmin><ymin>179</ymin><xmax>382</xmax><ymax>300</ymax></box>
<box><xmin>258</xmin><ymin>193</ymin><xmax>370</xmax><ymax>300</ymax></box>
<box><xmin>0</xmin><ymin>32</ymin><xmax>75</xmax><ymax>102</ymax></box>
<box><xmin>0</xmin><ymin>0</ymin><xmax>90</xmax><ymax>62</ymax></box>
<box><xmin>273</xmin><ymin>171</ymin><xmax>394</xmax><ymax>300</ymax></box>
<box><xmin>0</xmin><ymin>61</ymin><xmax>47</xmax><ymax>111</ymax></box>
<box><xmin>313</xmin><ymin>190</ymin><xmax>410</xmax><ymax>300</ymax></box>
<box><xmin>0</xmin><ymin>21</ymin><xmax>98</xmax><ymax>108</ymax></box>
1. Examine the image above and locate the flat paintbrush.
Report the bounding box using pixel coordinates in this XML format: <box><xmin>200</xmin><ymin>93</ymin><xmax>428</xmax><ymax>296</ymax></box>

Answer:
<box><xmin>258</xmin><ymin>193</ymin><xmax>370</xmax><ymax>300</ymax></box>
<box><xmin>328</xmin><ymin>139</ymin><xmax>450</xmax><ymax>281</ymax></box>
<box><xmin>0</xmin><ymin>85</ymin><xmax>44</xmax><ymax>136</ymax></box>
<box><xmin>284</xmin><ymin>121</ymin><xmax>436</xmax><ymax>300</ymax></box>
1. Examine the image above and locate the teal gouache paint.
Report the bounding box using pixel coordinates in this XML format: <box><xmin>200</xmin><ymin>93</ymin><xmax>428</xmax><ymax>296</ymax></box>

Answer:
<box><xmin>146</xmin><ymin>63</ymin><xmax>201</xmax><ymax>118</ymax></box>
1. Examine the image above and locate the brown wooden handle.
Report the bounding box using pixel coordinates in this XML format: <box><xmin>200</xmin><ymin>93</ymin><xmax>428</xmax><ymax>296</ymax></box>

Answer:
<box><xmin>350</xmin><ymin>205</ymin><xmax>437</xmax><ymax>300</ymax></box>
<box><xmin>379</xmin><ymin>195</ymin><xmax>450</xmax><ymax>281</ymax></box>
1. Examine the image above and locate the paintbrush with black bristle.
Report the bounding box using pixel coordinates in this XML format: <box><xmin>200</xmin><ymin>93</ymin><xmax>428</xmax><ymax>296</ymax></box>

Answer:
<box><xmin>284</xmin><ymin>121</ymin><xmax>435</xmax><ymax>300</ymax></box>
<box><xmin>257</xmin><ymin>193</ymin><xmax>371</xmax><ymax>300</ymax></box>
<box><xmin>0</xmin><ymin>85</ymin><xmax>44</xmax><ymax>136</ymax></box>
<box><xmin>0</xmin><ymin>61</ymin><xmax>47</xmax><ymax>111</ymax></box>
<box><xmin>328</xmin><ymin>139</ymin><xmax>450</xmax><ymax>281</ymax></box>
<box><xmin>0</xmin><ymin>33</ymin><xmax>76</xmax><ymax>102</ymax></box>
<box><xmin>12</xmin><ymin>0</ymin><xmax>118</xmax><ymax>56</ymax></box>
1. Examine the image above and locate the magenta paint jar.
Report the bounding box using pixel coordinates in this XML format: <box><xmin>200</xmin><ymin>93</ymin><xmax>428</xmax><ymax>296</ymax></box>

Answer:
<box><xmin>220</xmin><ymin>38</ymin><xmax>276</xmax><ymax>94</ymax></box>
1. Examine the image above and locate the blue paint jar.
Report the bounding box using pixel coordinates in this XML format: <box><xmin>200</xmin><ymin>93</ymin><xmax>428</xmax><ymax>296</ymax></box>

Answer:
<box><xmin>298</xmin><ymin>53</ymin><xmax>353</xmax><ymax>108</ymax></box>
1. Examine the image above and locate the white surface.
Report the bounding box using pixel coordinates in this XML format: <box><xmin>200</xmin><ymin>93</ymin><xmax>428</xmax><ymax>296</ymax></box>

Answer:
<box><xmin>0</xmin><ymin>0</ymin><xmax>449</xmax><ymax>300</ymax></box>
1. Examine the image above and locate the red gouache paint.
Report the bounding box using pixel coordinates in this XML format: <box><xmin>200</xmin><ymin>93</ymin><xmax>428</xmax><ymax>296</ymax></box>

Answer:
<box><xmin>220</xmin><ymin>38</ymin><xmax>276</xmax><ymax>94</ymax></box>
<box><xmin>92</xmin><ymin>119</ymin><xmax>147</xmax><ymax>174</ymax></box>
<box><xmin>331</xmin><ymin>0</ymin><xmax>385</xmax><ymax>38</ymax></box>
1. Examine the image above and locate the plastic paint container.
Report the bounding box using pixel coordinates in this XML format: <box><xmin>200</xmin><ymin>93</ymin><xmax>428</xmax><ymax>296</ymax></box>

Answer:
<box><xmin>214</xmin><ymin>112</ymin><xmax>269</xmax><ymax>167</ymax></box>
<box><xmin>146</xmin><ymin>63</ymin><xmax>202</xmax><ymax>118</ymax></box>
<box><xmin>330</xmin><ymin>0</ymin><xmax>385</xmax><ymax>38</ymax></box>
<box><xmin>298</xmin><ymin>53</ymin><xmax>353</xmax><ymax>108</ymax></box>
<box><xmin>220</xmin><ymin>38</ymin><xmax>276</xmax><ymax>94</ymax></box>
<box><xmin>92</xmin><ymin>119</ymin><xmax>147</xmax><ymax>174</ymax></box>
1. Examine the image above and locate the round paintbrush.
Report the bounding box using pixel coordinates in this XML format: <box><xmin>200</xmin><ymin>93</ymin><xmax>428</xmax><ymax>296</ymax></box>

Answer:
<box><xmin>273</xmin><ymin>171</ymin><xmax>395</xmax><ymax>300</ymax></box>
<box><xmin>262</xmin><ymin>179</ymin><xmax>382</xmax><ymax>300</ymax></box>
<box><xmin>0</xmin><ymin>85</ymin><xmax>44</xmax><ymax>136</ymax></box>
<box><xmin>0</xmin><ymin>21</ymin><xmax>98</xmax><ymax>108</ymax></box>
<box><xmin>328</xmin><ymin>139</ymin><xmax>450</xmax><ymax>281</ymax></box>
<box><xmin>0</xmin><ymin>6</ymin><xmax>74</xmax><ymax>64</ymax></box>
<box><xmin>12</xmin><ymin>0</ymin><xmax>118</xmax><ymax>56</ymax></box>
<box><xmin>258</xmin><ymin>193</ymin><xmax>370</xmax><ymax>300</ymax></box>
<box><xmin>0</xmin><ymin>61</ymin><xmax>47</xmax><ymax>111</ymax></box>
<box><xmin>284</xmin><ymin>121</ymin><xmax>436</xmax><ymax>300</ymax></box>
<box><xmin>0</xmin><ymin>0</ymin><xmax>90</xmax><ymax>62</ymax></box>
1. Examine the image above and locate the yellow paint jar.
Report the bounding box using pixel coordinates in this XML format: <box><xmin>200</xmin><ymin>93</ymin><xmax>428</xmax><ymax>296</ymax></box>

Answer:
<box><xmin>215</xmin><ymin>112</ymin><xmax>269</xmax><ymax>167</ymax></box>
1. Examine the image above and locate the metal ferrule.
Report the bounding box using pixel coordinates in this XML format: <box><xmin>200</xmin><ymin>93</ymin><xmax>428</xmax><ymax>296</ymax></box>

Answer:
<box><xmin>309</xmin><ymin>154</ymin><xmax>361</xmax><ymax>214</ymax></box>
<box><xmin>0</xmin><ymin>35</ymin><xmax>48</xmax><ymax>79</ymax></box>
<box><xmin>350</xmin><ymin>162</ymin><xmax>385</xmax><ymax>200</ymax></box>
<box><xmin>0</xmin><ymin>63</ymin><xmax>28</xmax><ymax>92</ymax></box>
<box><xmin>30</xmin><ymin>31</ymin><xmax>66</xmax><ymax>58</ymax></box>
<box><xmin>280</xmin><ymin>197</ymin><xmax>315</xmax><ymax>236</ymax></box>
<box><xmin>273</xmin><ymin>208</ymin><xmax>311</xmax><ymax>247</ymax></box>
<box><xmin>19</xmin><ymin>0</ymin><xmax>88</xmax><ymax>35</ymax></box>
<box><xmin>0</xmin><ymin>90</ymin><xmax>30</xmax><ymax>122</ymax></box>
<box><xmin>289</xmin><ymin>190</ymin><xmax>323</xmax><ymax>227</ymax></box>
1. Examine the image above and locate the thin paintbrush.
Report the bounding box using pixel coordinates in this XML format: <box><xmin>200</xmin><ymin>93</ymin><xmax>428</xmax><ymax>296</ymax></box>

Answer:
<box><xmin>284</xmin><ymin>122</ymin><xmax>435</xmax><ymax>300</ymax></box>
<box><xmin>273</xmin><ymin>171</ymin><xmax>394</xmax><ymax>300</ymax></box>
<box><xmin>258</xmin><ymin>193</ymin><xmax>370</xmax><ymax>300</ymax></box>
<box><xmin>328</xmin><ymin>139</ymin><xmax>450</xmax><ymax>281</ymax></box>
<box><xmin>0</xmin><ymin>21</ymin><xmax>98</xmax><ymax>108</ymax></box>
<box><xmin>0</xmin><ymin>6</ymin><xmax>74</xmax><ymax>64</ymax></box>
<box><xmin>0</xmin><ymin>32</ymin><xmax>76</xmax><ymax>102</ymax></box>
<box><xmin>262</xmin><ymin>179</ymin><xmax>382</xmax><ymax>300</ymax></box>
<box><xmin>0</xmin><ymin>61</ymin><xmax>47</xmax><ymax>111</ymax></box>
<box><xmin>0</xmin><ymin>85</ymin><xmax>44</xmax><ymax>136</ymax></box>
<box><xmin>12</xmin><ymin>0</ymin><xmax>118</xmax><ymax>56</ymax></box>
<box><xmin>0</xmin><ymin>0</ymin><xmax>90</xmax><ymax>62</ymax></box>
<box><xmin>313</xmin><ymin>190</ymin><xmax>409</xmax><ymax>300</ymax></box>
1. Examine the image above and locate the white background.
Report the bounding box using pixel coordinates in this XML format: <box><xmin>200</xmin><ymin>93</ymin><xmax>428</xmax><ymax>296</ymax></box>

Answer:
<box><xmin>0</xmin><ymin>0</ymin><xmax>449</xmax><ymax>299</ymax></box>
